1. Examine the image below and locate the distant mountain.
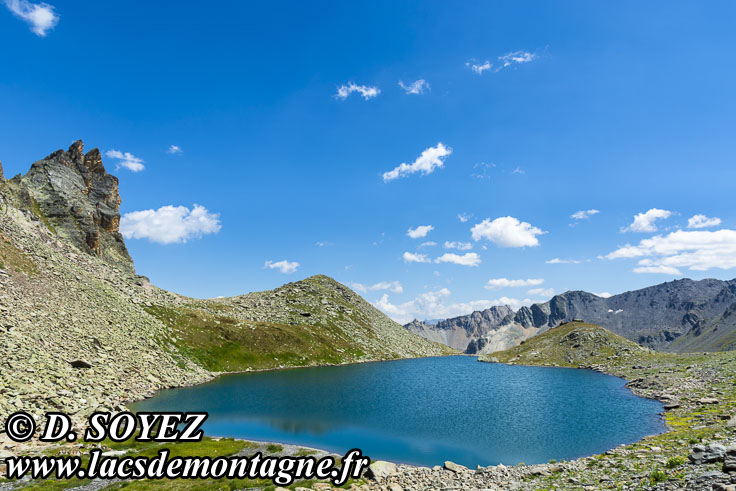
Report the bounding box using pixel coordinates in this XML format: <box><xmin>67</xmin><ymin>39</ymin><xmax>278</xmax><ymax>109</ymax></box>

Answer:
<box><xmin>405</xmin><ymin>278</ymin><xmax>736</xmax><ymax>354</ymax></box>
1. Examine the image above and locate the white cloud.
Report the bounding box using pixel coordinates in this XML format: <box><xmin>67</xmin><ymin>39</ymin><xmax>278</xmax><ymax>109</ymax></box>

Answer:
<box><xmin>457</xmin><ymin>213</ymin><xmax>471</xmax><ymax>223</ymax></box>
<box><xmin>571</xmin><ymin>209</ymin><xmax>600</xmax><ymax>220</ymax></box>
<box><xmin>105</xmin><ymin>149</ymin><xmax>145</xmax><ymax>172</ymax></box>
<box><xmin>688</xmin><ymin>214</ymin><xmax>721</xmax><ymax>229</ymax></box>
<box><xmin>434</xmin><ymin>252</ymin><xmax>481</xmax><ymax>267</ymax></box>
<box><xmin>264</xmin><ymin>260</ymin><xmax>300</xmax><ymax>274</ymax></box>
<box><xmin>466</xmin><ymin>51</ymin><xmax>536</xmax><ymax>75</ymax></box>
<box><xmin>418</xmin><ymin>241</ymin><xmax>437</xmax><ymax>248</ymax></box>
<box><xmin>398</xmin><ymin>79</ymin><xmax>429</xmax><ymax>94</ymax></box>
<box><xmin>315</xmin><ymin>241</ymin><xmax>333</xmax><ymax>247</ymax></box>
<box><xmin>528</xmin><ymin>287</ymin><xmax>555</xmax><ymax>297</ymax></box>
<box><xmin>546</xmin><ymin>258</ymin><xmax>581</xmax><ymax>264</ymax></box>
<box><xmin>403</xmin><ymin>251</ymin><xmax>430</xmax><ymax>263</ymax></box>
<box><xmin>605</xmin><ymin>229</ymin><xmax>736</xmax><ymax>274</ymax></box>
<box><xmin>632</xmin><ymin>265</ymin><xmax>682</xmax><ymax>275</ymax></box>
<box><xmin>444</xmin><ymin>241</ymin><xmax>472</xmax><ymax>250</ymax></box>
<box><xmin>120</xmin><ymin>204</ymin><xmax>221</xmax><ymax>244</ymax></box>
<box><xmin>374</xmin><ymin>288</ymin><xmax>542</xmax><ymax>324</ymax></box>
<box><xmin>466</xmin><ymin>60</ymin><xmax>492</xmax><ymax>75</ymax></box>
<box><xmin>594</xmin><ymin>292</ymin><xmax>612</xmax><ymax>298</ymax></box>
<box><xmin>471</xmin><ymin>216</ymin><xmax>545</xmax><ymax>247</ymax></box>
<box><xmin>383</xmin><ymin>143</ymin><xmax>452</xmax><ymax>182</ymax></box>
<box><xmin>485</xmin><ymin>278</ymin><xmax>544</xmax><ymax>290</ymax></box>
<box><xmin>407</xmin><ymin>225</ymin><xmax>434</xmax><ymax>239</ymax></box>
<box><xmin>471</xmin><ymin>162</ymin><xmax>496</xmax><ymax>180</ymax></box>
<box><xmin>512</xmin><ymin>166</ymin><xmax>525</xmax><ymax>174</ymax></box>
<box><xmin>335</xmin><ymin>82</ymin><xmax>380</xmax><ymax>100</ymax></box>
<box><xmin>350</xmin><ymin>281</ymin><xmax>403</xmax><ymax>294</ymax></box>
<box><xmin>4</xmin><ymin>0</ymin><xmax>58</xmax><ymax>36</ymax></box>
<box><xmin>498</xmin><ymin>50</ymin><xmax>537</xmax><ymax>68</ymax></box>
<box><xmin>167</xmin><ymin>145</ymin><xmax>182</xmax><ymax>154</ymax></box>
<box><xmin>625</xmin><ymin>208</ymin><xmax>672</xmax><ymax>232</ymax></box>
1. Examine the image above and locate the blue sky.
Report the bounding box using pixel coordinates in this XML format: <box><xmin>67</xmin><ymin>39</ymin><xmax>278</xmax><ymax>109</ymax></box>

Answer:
<box><xmin>2</xmin><ymin>1</ymin><xmax>736</xmax><ymax>323</ymax></box>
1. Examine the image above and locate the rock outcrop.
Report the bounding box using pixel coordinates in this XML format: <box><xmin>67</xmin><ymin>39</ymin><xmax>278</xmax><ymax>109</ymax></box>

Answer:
<box><xmin>16</xmin><ymin>140</ymin><xmax>133</xmax><ymax>272</ymax></box>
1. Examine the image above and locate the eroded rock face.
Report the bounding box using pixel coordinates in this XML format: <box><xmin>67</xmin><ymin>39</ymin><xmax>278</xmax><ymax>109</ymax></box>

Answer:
<box><xmin>20</xmin><ymin>140</ymin><xmax>133</xmax><ymax>272</ymax></box>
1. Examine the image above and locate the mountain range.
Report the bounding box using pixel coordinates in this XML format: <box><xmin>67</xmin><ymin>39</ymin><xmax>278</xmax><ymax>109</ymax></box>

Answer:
<box><xmin>405</xmin><ymin>278</ymin><xmax>736</xmax><ymax>354</ymax></box>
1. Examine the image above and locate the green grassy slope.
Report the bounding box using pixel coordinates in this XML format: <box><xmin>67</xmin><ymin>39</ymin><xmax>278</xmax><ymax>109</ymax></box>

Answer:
<box><xmin>479</xmin><ymin>321</ymin><xmax>649</xmax><ymax>367</ymax></box>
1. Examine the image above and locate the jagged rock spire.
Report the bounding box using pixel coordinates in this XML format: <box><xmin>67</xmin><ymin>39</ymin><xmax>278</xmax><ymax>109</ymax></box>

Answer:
<box><xmin>20</xmin><ymin>140</ymin><xmax>134</xmax><ymax>272</ymax></box>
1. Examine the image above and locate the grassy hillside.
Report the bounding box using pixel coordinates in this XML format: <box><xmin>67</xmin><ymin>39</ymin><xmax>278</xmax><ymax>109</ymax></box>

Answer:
<box><xmin>479</xmin><ymin>321</ymin><xmax>649</xmax><ymax>367</ymax></box>
<box><xmin>146</xmin><ymin>275</ymin><xmax>455</xmax><ymax>372</ymax></box>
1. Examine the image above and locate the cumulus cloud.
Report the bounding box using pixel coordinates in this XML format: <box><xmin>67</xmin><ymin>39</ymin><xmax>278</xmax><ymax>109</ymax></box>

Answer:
<box><xmin>167</xmin><ymin>145</ymin><xmax>182</xmax><ymax>154</ymax></box>
<box><xmin>264</xmin><ymin>260</ymin><xmax>300</xmax><ymax>274</ymax></box>
<box><xmin>457</xmin><ymin>213</ymin><xmax>471</xmax><ymax>223</ymax></box>
<box><xmin>688</xmin><ymin>214</ymin><xmax>721</xmax><ymax>229</ymax></box>
<box><xmin>571</xmin><ymin>209</ymin><xmax>600</xmax><ymax>220</ymax></box>
<box><xmin>444</xmin><ymin>241</ymin><xmax>472</xmax><ymax>250</ymax></box>
<box><xmin>375</xmin><ymin>288</ymin><xmax>543</xmax><ymax>324</ymax></box>
<box><xmin>471</xmin><ymin>216</ymin><xmax>545</xmax><ymax>247</ymax></box>
<box><xmin>398</xmin><ymin>79</ymin><xmax>429</xmax><ymax>94</ymax></box>
<box><xmin>485</xmin><ymin>278</ymin><xmax>544</xmax><ymax>290</ymax></box>
<box><xmin>528</xmin><ymin>287</ymin><xmax>555</xmax><ymax>297</ymax></box>
<box><xmin>335</xmin><ymin>82</ymin><xmax>380</xmax><ymax>100</ymax></box>
<box><xmin>546</xmin><ymin>258</ymin><xmax>581</xmax><ymax>264</ymax></box>
<box><xmin>604</xmin><ymin>229</ymin><xmax>736</xmax><ymax>274</ymax></box>
<box><xmin>434</xmin><ymin>252</ymin><xmax>481</xmax><ymax>267</ymax></box>
<box><xmin>120</xmin><ymin>204</ymin><xmax>221</xmax><ymax>244</ymax></box>
<box><xmin>373</xmin><ymin>288</ymin><xmax>492</xmax><ymax>324</ymax></box>
<box><xmin>594</xmin><ymin>292</ymin><xmax>613</xmax><ymax>298</ymax></box>
<box><xmin>383</xmin><ymin>143</ymin><xmax>452</xmax><ymax>182</ymax></box>
<box><xmin>350</xmin><ymin>281</ymin><xmax>403</xmax><ymax>294</ymax></box>
<box><xmin>407</xmin><ymin>225</ymin><xmax>434</xmax><ymax>239</ymax></box>
<box><xmin>403</xmin><ymin>251</ymin><xmax>430</xmax><ymax>263</ymax></box>
<box><xmin>105</xmin><ymin>150</ymin><xmax>145</xmax><ymax>172</ymax></box>
<box><xmin>625</xmin><ymin>208</ymin><xmax>672</xmax><ymax>232</ymax></box>
<box><xmin>4</xmin><ymin>0</ymin><xmax>58</xmax><ymax>36</ymax></box>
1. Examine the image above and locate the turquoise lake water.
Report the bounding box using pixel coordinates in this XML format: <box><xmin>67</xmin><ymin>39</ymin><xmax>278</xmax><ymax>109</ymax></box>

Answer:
<box><xmin>132</xmin><ymin>356</ymin><xmax>666</xmax><ymax>467</ymax></box>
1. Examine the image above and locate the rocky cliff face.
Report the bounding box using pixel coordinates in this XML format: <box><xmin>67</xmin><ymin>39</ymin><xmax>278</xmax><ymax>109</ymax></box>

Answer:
<box><xmin>13</xmin><ymin>140</ymin><xmax>133</xmax><ymax>272</ymax></box>
<box><xmin>406</xmin><ymin>279</ymin><xmax>736</xmax><ymax>354</ymax></box>
<box><xmin>405</xmin><ymin>305</ymin><xmax>516</xmax><ymax>352</ymax></box>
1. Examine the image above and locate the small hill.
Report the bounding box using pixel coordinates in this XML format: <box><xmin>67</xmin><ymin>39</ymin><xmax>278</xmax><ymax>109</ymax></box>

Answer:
<box><xmin>479</xmin><ymin>322</ymin><xmax>649</xmax><ymax>367</ymax></box>
<box><xmin>0</xmin><ymin>141</ymin><xmax>453</xmax><ymax>428</ymax></box>
<box><xmin>145</xmin><ymin>274</ymin><xmax>455</xmax><ymax>373</ymax></box>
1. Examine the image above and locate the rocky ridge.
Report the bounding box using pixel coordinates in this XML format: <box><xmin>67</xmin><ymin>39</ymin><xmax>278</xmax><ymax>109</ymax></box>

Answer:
<box><xmin>406</xmin><ymin>279</ymin><xmax>736</xmax><ymax>354</ymax></box>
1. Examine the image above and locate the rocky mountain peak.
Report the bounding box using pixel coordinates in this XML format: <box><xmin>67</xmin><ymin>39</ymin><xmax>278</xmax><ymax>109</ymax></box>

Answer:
<box><xmin>19</xmin><ymin>140</ymin><xmax>133</xmax><ymax>272</ymax></box>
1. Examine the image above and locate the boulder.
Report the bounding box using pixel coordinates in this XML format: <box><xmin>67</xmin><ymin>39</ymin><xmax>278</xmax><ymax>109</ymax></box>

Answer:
<box><xmin>689</xmin><ymin>443</ymin><xmax>726</xmax><ymax>464</ymax></box>
<box><xmin>70</xmin><ymin>359</ymin><xmax>93</xmax><ymax>369</ymax></box>
<box><xmin>727</xmin><ymin>415</ymin><xmax>736</xmax><ymax>428</ymax></box>
<box><xmin>698</xmin><ymin>397</ymin><xmax>719</xmax><ymax>404</ymax></box>
<box><xmin>366</xmin><ymin>460</ymin><xmax>398</xmax><ymax>479</ymax></box>
<box><xmin>443</xmin><ymin>461</ymin><xmax>469</xmax><ymax>473</ymax></box>
<box><xmin>724</xmin><ymin>445</ymin><xmax>736</xmax><ymax>473</ymax></box>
